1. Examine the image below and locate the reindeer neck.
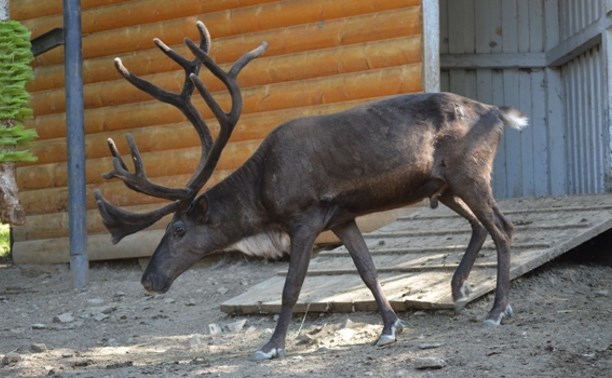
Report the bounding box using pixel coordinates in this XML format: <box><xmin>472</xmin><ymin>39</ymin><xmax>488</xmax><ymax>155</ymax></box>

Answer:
<box><xmin>205</xmin><ymin>157</ymin><xmax>267</xmax><ymax>235</ymax></box>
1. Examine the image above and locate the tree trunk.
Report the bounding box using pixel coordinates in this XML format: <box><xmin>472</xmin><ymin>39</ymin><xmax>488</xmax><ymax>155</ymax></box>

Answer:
<box><xmin>0</xmin><ymin>161</ymin><xmax>25</xmax><ymax>225</ymax></box>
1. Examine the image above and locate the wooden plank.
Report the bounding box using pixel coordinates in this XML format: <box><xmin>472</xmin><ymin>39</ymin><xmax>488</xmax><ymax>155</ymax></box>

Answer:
<box><xmin>501</xmin><ymin>0</ymin><xmax>518</xmax><ymax>53</ymax></box>
<box><xmin>29</xmin><ymin>64</ymin><xmax>422</xmax><ymax>141</ymax></box>
<box><xmin>519</xmin><ymin>70</ymin><xmax>535</xmax><ymax>196</ymax></box>
<box><xmin>320</xmin><ymin>243</ymin><xmax>551</xmax><ymax>257</ymax></box>
<box><xmin>530</xmin><ymin>70</ymin><xmax>549</xmax><ymax>196</ymax></box>
<box><xmin>10</xmin><ymin>0</ymin><xmax>126</xmax><ymax>20</ymax></box>
<box><xmin>543</xmin><ymin>0</ymin><xmax>560</xmax><ymax>50</ymax></box>
<box><xmin>28</xmin><ymin>7</ymin><xmax>422</xmax><ymax>93</ymax></box>
<box><xmin>20</xmin><ymin>0</ymin><xmax>276</xmax><ymax>37</ymax></box>
<box><xmin>475</xmin><ymin>0</ymin><xmax>491</xmax><ymax>54</ymax></box>
<box><xmin>447</xmin><ymin>0</ymin><xmax>465</xmax><ymax>54</ymax></box>
<box><xmin>398</xmin><ymin>205</ymin><xmax>612</xmax><ymax>220</ymax></box>
<box><xmin>546</xmin><ymin>16</ymin><xmax>609</xmax><ymax>67</ymax></box>
<box><xmin>30</xmin><ymin>36</ymin><xmax>422</xmax><ymax>117</ymax></box>
<box><xmin>529</xmin><ymin>0</ymin><xmax>544</xmax><ymax>53</ymax></box>
<box><xmin>491</xmin><ymin>69</ymin><xmax>507</xmax><ymax>198</ymax></box>
<box><xmin>221</xmin><ymin>194</ymin><xmax>612</xmax><ymax>314</ymax></box>
<box><xmin>439</xmin><ymin>0</ymin><xmax>449</xmax><ymax>55</ymax></box>
<box><xmin>502</xmin><ymin>69</ymin><xmax>523</xmax><ymax>196</ymax></box>
<box><xmin>22</xmin><ymin>98</ymin><xmax>381</xmax><ymax>170</ymax></box>
<box><xmin>440</xmin><ymin>53</ymin><xmax>547</xmax><ymax>68</ymax></box>
<box><xmin>32</xmin><ymin>4</ymin><xmax>422</xmax><ymax>67</ymax></box>
<box><xmin>517</xmin><ymin>0</ymin><xmax>530</xmax><ymax>53</ymax></box>
<box><xmin>366</xmin><ymin>223</ymin><xmax>591</xmax><ymax>239</ymax></box>
<box><xmin>489</xmin><ymin>0</ymin><xmax>502</xmax><ymax>53</ymax></box>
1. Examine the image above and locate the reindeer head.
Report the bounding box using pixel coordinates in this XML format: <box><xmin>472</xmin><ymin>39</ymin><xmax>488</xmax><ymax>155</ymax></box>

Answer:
<box><xmin>95</xmin><ymin>22</ymin><xmax>267</xmax><ymax>293</ymax></box>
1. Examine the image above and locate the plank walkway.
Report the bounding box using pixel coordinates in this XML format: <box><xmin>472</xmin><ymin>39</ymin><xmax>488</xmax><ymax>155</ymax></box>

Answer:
<box><xmin>221</xmin><ymin>194</ymin><xmax>612</xmax><ymax>314</ymax></box>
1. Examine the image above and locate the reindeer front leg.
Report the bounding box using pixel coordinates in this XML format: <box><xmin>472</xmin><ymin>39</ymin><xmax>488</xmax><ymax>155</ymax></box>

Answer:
<box><xmin>253</xmin><ymin>226</ymin><xmax>319</xmax><ymax>361</ymax></box>
<box><xmin>333</xmin><ymin>220</ymin><xmax>403</xmax><ymax>345</ymax></box>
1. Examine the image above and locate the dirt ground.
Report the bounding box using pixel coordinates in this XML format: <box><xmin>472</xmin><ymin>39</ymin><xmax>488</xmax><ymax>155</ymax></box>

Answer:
<box><xmin>0</xmin><ymin>232</ymin><xmax>610</xmax><ymax>378</ymax></box>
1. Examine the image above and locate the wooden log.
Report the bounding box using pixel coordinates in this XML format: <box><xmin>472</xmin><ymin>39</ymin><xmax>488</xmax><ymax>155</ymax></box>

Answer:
<box><xmin>20</xmin><ymin>92</ymin><xmax>408</xmax><ymax>190</ymax></box>
<box><xmin>18</xmin><ymin>139</ymin><xmax>261</xmax><ymax>191</ymax></box>
<box><xmin>30</xmin><ymin>64</ymin><xmax>422</xmax><ymax>140</ymax></box>
<box><xmin>23</xmin><ymin>97</ymin><xmax>380</xmax><ymax>169</ymax></box>
<box><xmin>30</xmin><ymin>36</ymin><xmax>422</xmax><ymax>116</ymax></box>
<box><xmin>20</xmin><ymin>0</ymin><xmax>276</xmax><ymax>37</ymax></box>
<box><xmin>18</xmin><ymin>0</ymin><xmax>419</xmax><ymax>52</ymax></box>
<box><xmin>10</xmin><ymin>0</ymin><xmax>126</xmax><ymax>20</ymax></box>
<box><xmin>28</xmin><ymin>9</ymin><xmax>421</xmax><ymax>92</ymax></box>
<box><xmin>12</xmin><ymin>204</ymin><xmax>171</xmax><ymax>241</ymax></box>
<box><xmin>20</xmin><ymin>168</ymin><xmax>232</xmax><ymax>216</ymax></box>
<box><xmin>12</xmin><ymin>230</ymin><xmax>167</xmax><ymax>264</ymax></box>
<box><xmin>30</xmin><ymin>6</ymin><xmax>421</xmax><ymax>81</ymax></box>
<box><xmin>14</xmin><ymin>198</ymin><xmax>404</xmax><ymax>244</ymax></box>
<box><xmin>12</xmin><ymin>210</ymin><xmax>403</xmax><ymax>261</ymax></box>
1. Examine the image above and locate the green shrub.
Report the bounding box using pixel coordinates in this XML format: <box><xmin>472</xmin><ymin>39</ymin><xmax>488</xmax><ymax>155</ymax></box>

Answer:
<box><xmin>0</xmin><ymin>20</ymin><xmax>37</xmax><ymax>162</ymax></box>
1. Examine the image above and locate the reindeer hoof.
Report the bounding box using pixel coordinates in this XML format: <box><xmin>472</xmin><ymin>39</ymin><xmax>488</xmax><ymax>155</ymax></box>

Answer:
<box><xmin>376</xmin><ymin>319</ymin><xmax>404</xmax><ymax>346</ymax></box>
<box><xmin>453</xmin><ymin>282</ymin><xmax>472</xmax><ymax>313</ymax></box>
<box><xmin>252</xmin><ymin>347</ymin><xmax>285</xmax><ymax>361</ymax></box>
<box><xmin>483</xmin><ymin>304</ymin><xmax>513</xmax><ymax>327</ymax></box>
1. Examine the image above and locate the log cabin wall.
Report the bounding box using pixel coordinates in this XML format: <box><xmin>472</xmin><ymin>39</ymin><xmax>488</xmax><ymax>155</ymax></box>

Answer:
<box><xmin>10</xmin><ymin>0</ymin><xmax>425</xmax><ymax>263</ymax></box>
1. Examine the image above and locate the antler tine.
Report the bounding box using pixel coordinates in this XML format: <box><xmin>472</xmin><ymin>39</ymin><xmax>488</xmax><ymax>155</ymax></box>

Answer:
<box><xmin>183</xmin><ymin>39</ymin><xmax>268</xmax><ymax>191</ymax></box>
<box><xmin>102</xmin><ymin>134</ymin><xmax>192</xmax><ymax>200</ymax></box>
<box><xmin>152</xmin><ymin>22</ymin><xmax>209</xmax><ymax>100</ymax></box>
<box><xmin>114</xmin><ymin>57</ymin><xmax>181</xmax><ymax>107</ymax></box>
<box><xmin>102</xmin><ymin>23</ymin><xmax>215</xmax><ymax>205</ymax></box>
<box><xmin>97</xmin><ymin>21</ymin><xmax>267</xmax><ymax>243</ymax></box>
<box><xmin>95</xmin><ymin>189</ymin><xmax>179</xmax><ymax>244</ymax></box>
<box><xmin>115</xmin><ymin>29</ymin><xmax>214</xmax><ymax>149</ymax></box>
<box><xmin>186</xmin><ymin>39</ymin><xmax>268</xmax><ymax>123</ymax></box>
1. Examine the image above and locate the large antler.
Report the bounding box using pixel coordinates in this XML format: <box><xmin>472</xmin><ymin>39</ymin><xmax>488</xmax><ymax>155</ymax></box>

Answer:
<box><xmin>95</xmin><ymin>21</ymin><xmax>267</xmax><ymax>244</ymax></box>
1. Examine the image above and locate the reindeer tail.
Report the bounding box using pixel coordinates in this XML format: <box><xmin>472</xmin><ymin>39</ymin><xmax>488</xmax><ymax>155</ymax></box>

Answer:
<box><xmin>499</xmin><ymin>106</ymin><xmax>529</xmax><ymax>130</ymax></box>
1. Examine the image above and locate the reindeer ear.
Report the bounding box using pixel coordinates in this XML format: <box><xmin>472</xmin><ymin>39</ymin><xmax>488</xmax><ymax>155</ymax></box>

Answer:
<box><xmin>187</xmin><ymin>195</ymin><xmax>209</xmax><ymax>224</ymax></box>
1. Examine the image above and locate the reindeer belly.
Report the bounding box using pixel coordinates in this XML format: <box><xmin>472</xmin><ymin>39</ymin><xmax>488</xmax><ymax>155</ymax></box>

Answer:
<box><xmin>325</xmin><ymin>167</ymin><xmax>439</xmax><ymax>215</ymax></box>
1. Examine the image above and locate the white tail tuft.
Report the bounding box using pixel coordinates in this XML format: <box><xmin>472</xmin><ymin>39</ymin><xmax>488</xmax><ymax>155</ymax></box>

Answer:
<box><xmin>499</xmin><ymin>106</ymin><xmax>529</xmax><ymax>130</ymax></box>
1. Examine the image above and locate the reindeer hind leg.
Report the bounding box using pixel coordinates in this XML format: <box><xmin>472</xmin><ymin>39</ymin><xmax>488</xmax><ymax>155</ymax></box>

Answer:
<box><xmin>438</xmin><ymin>192</ymin><xmax>488</xmax><ymax>312</ymax></box>
<box><xmin>448</xmin><ymin>185</ymin><xmax>514</xmax><ymax>326</ymax></box>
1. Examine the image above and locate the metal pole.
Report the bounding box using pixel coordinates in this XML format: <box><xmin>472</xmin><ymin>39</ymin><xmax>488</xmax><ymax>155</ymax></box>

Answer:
<box><xmin>63</xmin><ymin>0</ymin><xmax>88</xmax><ymax>289</ymax></box>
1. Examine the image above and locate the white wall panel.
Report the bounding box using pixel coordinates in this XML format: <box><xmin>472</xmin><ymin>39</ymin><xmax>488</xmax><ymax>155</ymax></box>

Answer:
<box><xmin>559</xmin><ymin>0</ymin><xmax>605</xmax><ymax>40</ymax></box>
<box><xmin>563</xmin><ymin>45</ymin><xmax>609</xmax><ymax>193</ymax></box>
<box><xmin>440</xmin><ymin>0</ymin><xmax>560</xmax><ymax>198</ymax></box>
<box><xmin>440</xmin><ymin>0</ymin><xmax>610</xmax><ymax>198</ymax></box>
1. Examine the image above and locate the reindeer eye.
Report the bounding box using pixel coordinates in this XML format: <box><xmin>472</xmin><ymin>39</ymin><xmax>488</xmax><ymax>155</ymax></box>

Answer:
<box><xmin>173</xmin><ymin>223</ymin><xmax>186</xmax><ymax>237</ymax></box>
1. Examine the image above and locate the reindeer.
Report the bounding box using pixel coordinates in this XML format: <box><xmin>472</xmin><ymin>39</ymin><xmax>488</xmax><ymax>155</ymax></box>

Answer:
<box><xmin>95</xmin><ymin>21</ymin><xmax>528</xmax><ymax>361</ymax></box>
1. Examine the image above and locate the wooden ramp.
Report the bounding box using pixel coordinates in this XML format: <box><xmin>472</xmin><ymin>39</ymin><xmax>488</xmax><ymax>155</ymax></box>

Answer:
<box><xmin>221</xmin><ymin>194</ymin><xmax>612</xmax><ymax>315</ymax></box>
